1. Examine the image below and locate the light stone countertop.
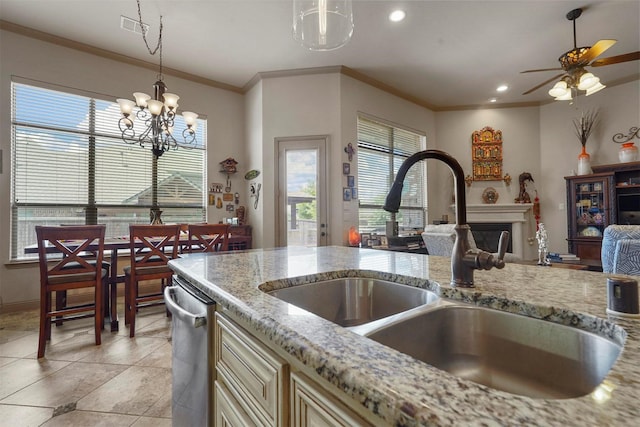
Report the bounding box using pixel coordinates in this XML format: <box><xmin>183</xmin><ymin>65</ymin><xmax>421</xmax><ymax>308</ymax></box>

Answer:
<box><xmin>169</xmin><ymin>246</ymin><xmax>640</xmax><ymax>426</ymax></box>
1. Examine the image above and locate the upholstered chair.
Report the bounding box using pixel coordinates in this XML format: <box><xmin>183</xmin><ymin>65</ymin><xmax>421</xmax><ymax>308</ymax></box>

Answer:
<box><xmin>601</xmin><ymin>225</ymin><xmax>640</xmax><ymax>275</ymax></box>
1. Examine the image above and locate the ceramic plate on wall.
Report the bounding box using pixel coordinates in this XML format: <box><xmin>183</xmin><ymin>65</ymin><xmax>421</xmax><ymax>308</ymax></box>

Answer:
<box><xmin>245</xmin><ymin>169</ymin><xmax>260</xmax><ymax>180</ymax></box>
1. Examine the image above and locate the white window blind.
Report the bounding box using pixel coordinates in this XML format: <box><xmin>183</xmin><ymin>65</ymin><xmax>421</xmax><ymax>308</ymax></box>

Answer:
<box><xmin>357</xmin><ymin>116</ymin><xmax>426</xmax><ymax>234</ymax></box>
<box><xmin>11</xmin><ymin>81</ymin><xmax>207</xmax><ymax>260</ymax></box>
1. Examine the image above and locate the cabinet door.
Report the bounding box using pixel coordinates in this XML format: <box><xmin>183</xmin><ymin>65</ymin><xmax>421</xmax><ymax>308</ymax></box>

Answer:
<box><xmin>215</xmin><ymin>312</ymin><xmax>288</xmax><ymax>427</ymax></box>
<box><xmin>571</xmin><ymin>177</ymin><xmax>611</xmax><ymax>238</ymax></box>
<box><xmin>291</xmin><ymin>372</ymin><xmax>371</xmax><ymax>427</ymax></box>
<box><xmin>215</xmin><ymin>381</ymin><xmax>257</xmax><ymax>427</ymax></box>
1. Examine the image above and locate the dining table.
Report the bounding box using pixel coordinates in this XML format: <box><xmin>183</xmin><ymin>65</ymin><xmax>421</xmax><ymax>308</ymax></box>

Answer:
<box><xmin>25</xmin><ymin>232</ymin><xmax>249</xmax><ymax>331</ymax></box>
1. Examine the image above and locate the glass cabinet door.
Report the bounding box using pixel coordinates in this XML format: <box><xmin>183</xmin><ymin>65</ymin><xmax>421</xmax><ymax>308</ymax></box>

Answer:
<box><xmin>573</xmin><ymin>179</ymin><xmax>608</xmax><ymax>239</ymax></box>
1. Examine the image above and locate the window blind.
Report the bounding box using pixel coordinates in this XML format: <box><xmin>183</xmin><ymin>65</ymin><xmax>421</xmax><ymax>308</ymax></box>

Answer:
<box><xmin>357</xmin><ymin>116</ymin><xmax>426</xmax><ymax>234</ymax></box>
<box><xmin>11</xmin><ymin>82</ymin><xmax>207</xmax><ymax>260</ymax></box>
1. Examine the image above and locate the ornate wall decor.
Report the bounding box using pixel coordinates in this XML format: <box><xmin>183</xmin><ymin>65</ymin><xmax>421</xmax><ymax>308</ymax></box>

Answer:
<box><xmin>471</xmin><ymin>126</ymin><xmax>503</xmax><ymax>181</ymax></box>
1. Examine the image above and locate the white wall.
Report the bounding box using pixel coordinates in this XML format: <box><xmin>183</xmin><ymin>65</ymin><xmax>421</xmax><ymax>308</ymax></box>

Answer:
<box><xmin>540</xmin><ymin>80</ymin><xmax>640</xmax><ymax>252</ymax></box>
<box><xmin>244</xmin><ymin>81</ymin><xmax>264</xmax><ymax>248</ymax></box>
<box><xmin>0</xmin><ymin>30</ymin><xmax>245</xmax><ymax>309</ymax></box>
<box><xmin>434</xmin><ymin>107</ymin><xmax>541</xmax><ymax>260</ymax></box>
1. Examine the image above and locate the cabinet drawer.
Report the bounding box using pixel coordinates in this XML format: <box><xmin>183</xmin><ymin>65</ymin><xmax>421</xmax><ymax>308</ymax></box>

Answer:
<box><xmin>215</xmin><ymin>380</ymin><xmax>257</xmax><ymax>427</ymax></box>
<box><xmin>215</xmin><ymin>312</ymin><xmax>288</xmax><ymax>427</ymax></box>
<box><xmin>291</xmin><ymin>372</ymin><xmax>371</xmax><ymax>427</ymax></box>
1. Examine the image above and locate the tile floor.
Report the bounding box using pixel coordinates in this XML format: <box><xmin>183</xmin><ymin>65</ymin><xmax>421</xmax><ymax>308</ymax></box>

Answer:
<box><xmin>0</xmin><ymin>301</ymin><xmax>172</xmax><ymax>426</ymax></box>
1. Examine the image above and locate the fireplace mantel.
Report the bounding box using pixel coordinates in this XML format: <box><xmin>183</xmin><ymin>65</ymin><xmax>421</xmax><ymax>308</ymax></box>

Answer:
<box><xmin>450</xmin><ymin>203</ymin><xmax>534</xmax><ymax>258</ymax></box>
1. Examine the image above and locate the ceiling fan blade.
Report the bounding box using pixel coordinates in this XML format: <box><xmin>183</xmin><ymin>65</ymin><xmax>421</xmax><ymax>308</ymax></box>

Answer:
<box><xmin>591</xmin><ymin>51</ymin><xmax>640</xmax><ymax>67</ymax></box>
<box><xmin>521</xmin><ymin>67</ymin><xmax>564</xmax><ymax>74</ymax></box>
<box><xmin>579</xmin><ymin>39</ymin><xmax>617</xmax><ymax>63</ymax></box>
<box><xmin>522</xmin><ymin>73</ymin><xmax>565</xmax><ymax>95</ymax></box>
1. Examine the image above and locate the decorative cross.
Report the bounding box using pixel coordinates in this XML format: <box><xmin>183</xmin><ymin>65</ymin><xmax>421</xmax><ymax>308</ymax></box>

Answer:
<box><xmin>344</xmin><ymin>143</ymin><xmax>355</xmax><ymax>162</ymax></box>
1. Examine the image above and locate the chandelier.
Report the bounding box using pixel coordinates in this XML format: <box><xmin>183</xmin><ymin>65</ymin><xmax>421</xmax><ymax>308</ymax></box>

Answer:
<box><xmin>293</xmin><ymin>0</ymin><xmax>354</xmax><ymax>51</ymax></box>
<box><xmin>116</xmin><ymin>0</ymin><xmax>198</xmax><ymax>157</ymax></box>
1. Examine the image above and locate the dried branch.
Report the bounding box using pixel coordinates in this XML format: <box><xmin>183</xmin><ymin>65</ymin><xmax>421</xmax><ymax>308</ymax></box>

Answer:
<box><xmin>573</xmin><ymin>109</ymin><xmax>599</xmax><ymax>147</ymax></box>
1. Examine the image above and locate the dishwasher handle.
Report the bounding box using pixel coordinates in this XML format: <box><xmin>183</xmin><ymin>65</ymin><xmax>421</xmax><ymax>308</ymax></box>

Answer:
<box><xmin>164</xmin><ymin>286</ymin><xmax>207</xmax><ymax>328</ymax></box>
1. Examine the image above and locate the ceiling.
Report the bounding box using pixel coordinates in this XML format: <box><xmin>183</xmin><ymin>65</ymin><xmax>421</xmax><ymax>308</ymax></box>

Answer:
<box><xmin>1</xmin><ymin>0</ymin><xmax>638</xmax><ymax>110</ymax></box>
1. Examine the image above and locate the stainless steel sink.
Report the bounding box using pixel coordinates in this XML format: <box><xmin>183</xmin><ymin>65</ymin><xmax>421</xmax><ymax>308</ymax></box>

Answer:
<box><xmin>365</xmin><ymin>304</ymin><xmax>623</xmax><ymax>399</ymax></box>
<box><xmin>267</xmin><ymin>278</ymin><xmax>439</xmax><ymax>327</ymax></box>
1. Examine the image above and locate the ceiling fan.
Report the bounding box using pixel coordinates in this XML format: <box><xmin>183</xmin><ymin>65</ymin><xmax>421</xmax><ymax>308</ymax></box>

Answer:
<box><xmin>521</xmin><ymin>8</ymin><xmax>640</xmax><ymax>99</ymax></box>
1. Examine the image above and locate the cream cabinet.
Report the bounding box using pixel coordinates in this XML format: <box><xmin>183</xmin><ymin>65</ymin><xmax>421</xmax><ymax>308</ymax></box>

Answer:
<box><xmin>214</xmin><ymin>311</ymin><xmax>374</xmax><ymax>427</ymax></box>
<box><xmin>215</xmin><ymin>311</ymin><xmax>288</xmax><ymax>427</ymax></box>
<box><xmin>215</xmin><ymin>381</ymin><xmax>256</xmax><ymax>427</ymax></box>
<box><xmin>290</xmin><ymin>372</ymin><xmax>370</xmax><ymax>427</ymax></box>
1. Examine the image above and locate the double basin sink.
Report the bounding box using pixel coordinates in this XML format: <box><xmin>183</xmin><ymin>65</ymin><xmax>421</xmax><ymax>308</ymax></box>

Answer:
<box><xmin>266</xmin><ymin>277</ymin><xmax>623</xmax><ymax>399</ymax></box>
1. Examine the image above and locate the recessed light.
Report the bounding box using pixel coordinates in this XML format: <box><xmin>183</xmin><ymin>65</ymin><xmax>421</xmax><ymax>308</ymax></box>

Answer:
<box><xmin>496</xmin><ymin>85</ymin><xmax>509</xmax><ymax>92</ymax></box>
<box><xmin>489</xmin><ymin>98</ymin><xmax>498</xmax><ymax>103</ymax></box>
<box><xmin>389</xmin><ymin>10</ymin><xmax>406</xmax><ymax>22</ymax></box>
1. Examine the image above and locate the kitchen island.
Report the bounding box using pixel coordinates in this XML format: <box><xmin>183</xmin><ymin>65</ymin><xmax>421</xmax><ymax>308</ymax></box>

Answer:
<box><xmin>169</xmin><ymin>246</ymin><xmax>639</xmax><ymax>426</ymax></box>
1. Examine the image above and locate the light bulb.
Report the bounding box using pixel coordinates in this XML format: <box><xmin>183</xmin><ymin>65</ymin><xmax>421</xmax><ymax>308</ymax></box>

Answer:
<box><xmin>147</xmin><ymin>99</ymin><xmax>164</xmax><ymax>116</ymax></box>
<box><xmin>133</xmin><ymin>92</ymin><xmax>151</xmax><ymax>108</ymax></box>
<box><xmin>548</xmin><ymin>81</ymin><xmax>568</xmax><ymax>98</ymax></box>
<box><xmin>182</xmin><ymin>111</ymin><xmax>199</xmax><ymax>127</ymax></box>
<box><xmin>578</xmin><ymin>73</ymin><xmax>598</xmax><ymax>90</ymax></box>
<box><xmin>586</xmin><ymin>81</ymin><xmax>606</xmax><ymax>96</ymax></box>
<box><xmin>117</xmin><ymin>98</ymin><xmax>135</xmax><ymax>115</ymax></box>
<box><xmin>163</xmin><ymin>93</ymin><xmax>180</xmax><ymax>109</ymax></box>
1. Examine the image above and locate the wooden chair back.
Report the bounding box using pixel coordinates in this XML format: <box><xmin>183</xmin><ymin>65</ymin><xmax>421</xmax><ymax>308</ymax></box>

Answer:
<box><xmin>129</xmin><ymin>224</ymin><xmax>181</xmax><ymax>271</ymax></box>
<box><xmin>188</xmin><ymin>223</ymin><xmax>230</xmax><ymax>253</ymax></box>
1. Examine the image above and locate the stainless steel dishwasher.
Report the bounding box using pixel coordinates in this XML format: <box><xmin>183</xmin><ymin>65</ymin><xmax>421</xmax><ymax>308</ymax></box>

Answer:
<box><xmin>165</xmin><ymin>276</ymin><xmax>215</xmax><ymax>427</ymax></box>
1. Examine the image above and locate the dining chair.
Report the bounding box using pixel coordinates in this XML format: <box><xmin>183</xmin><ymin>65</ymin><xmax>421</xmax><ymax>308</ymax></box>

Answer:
<box><xmin>187</xmin><ymin>223</ymin><xmax>231</xmax><ymax>253</ymax></box>
<box><xmin>124</xmin><ymin>224</ymin><xmax>180</xmax><ymax>338</ymax></box>
<box><xmin>35</xmin><ymin>225</ymin><xmax>107</xmax><ymax>358</ymax></box>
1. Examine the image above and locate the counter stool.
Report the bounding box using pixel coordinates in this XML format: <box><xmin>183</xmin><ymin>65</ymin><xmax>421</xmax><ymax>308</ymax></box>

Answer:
<box><xmin>35</xmin><ymin>225</ymin><xmax>107</xmax><ymax>358</ymax></box>
<box><xmin>124</xmin><ymin>224</ymin><xmax>180</xmax><ymax>338</ymax></box>
<box><xmin>187</xmin><ymin>223</ymin><xmax>230</xmax><ymax>253</ymax></box>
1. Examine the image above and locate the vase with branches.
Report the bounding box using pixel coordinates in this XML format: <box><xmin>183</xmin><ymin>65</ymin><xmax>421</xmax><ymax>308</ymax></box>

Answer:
<box><xmin>573</xmin><ymin>109</ymin><xmax>598</xmax><ymax>174</ymax></box>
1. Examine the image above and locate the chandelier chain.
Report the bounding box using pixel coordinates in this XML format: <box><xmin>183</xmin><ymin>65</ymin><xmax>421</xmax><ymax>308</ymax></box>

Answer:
<box><xmin>136</xmin><ymin>0</ymin><xmax>163</xmax><ymax>79</ymax></box>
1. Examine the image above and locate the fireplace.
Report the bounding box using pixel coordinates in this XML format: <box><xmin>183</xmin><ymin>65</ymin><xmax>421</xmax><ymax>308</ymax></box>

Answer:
<box><xmin>450</xmin><ymin>203</ymin><xmax>533</xmax><ymax>259</ymax></box>
<box><xmin>470</xmin><ymin>223</ymin><xmax>513</xmax><ymax>253</ymax></box>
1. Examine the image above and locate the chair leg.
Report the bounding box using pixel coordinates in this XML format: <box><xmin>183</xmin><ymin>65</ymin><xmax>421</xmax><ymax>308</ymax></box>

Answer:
<box><xmin>124</xmin><ymin>276</ymin><xmax>130</xmax><ymax>325</ymax></box>
<box><xmin>54</xmin><ymin>290</ymin><xmax>66</xmax><ymax>326</ymax></box>
<box><xmin>95</xmin><ymin>283</ymin><xmax>102</xmax><ymax>346</ymax></box>
<box><xmin>128</xmin><ymin>278</ymin><xmax>136</xmax><ymax>338</ymax></box>
<box><xmin>38</xmin><ymin>291</ymin><xmax>49</xmax><ymax>359</ymax></box>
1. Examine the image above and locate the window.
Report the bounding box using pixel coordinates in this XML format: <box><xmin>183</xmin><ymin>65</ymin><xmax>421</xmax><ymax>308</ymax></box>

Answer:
<box><xmin>11</xmin><ymin>81</ymin><xmax>207</xmax><ymax>260</ymax></box>
<box><xmin>357</xmin><ymin>116</ymin><xmax>426</xmax><ymax>234</ymax></box>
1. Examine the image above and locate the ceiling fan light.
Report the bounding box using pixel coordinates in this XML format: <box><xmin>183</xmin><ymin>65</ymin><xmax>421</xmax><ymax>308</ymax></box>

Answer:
<box><xmin>555</xmin><ymin>91</ymin><xmax>573</xmax><ymax>101</ymax></box>
<box><xmin>548</xmin><ymin>81</ymin><xmax>568</xmax><ymax>98</ymax></box>
<box><xmin>578</xmin><ymin>72</ymin><xmax>599</xmax><ymax>90</ymax></box>
<box><xmin>586</xmin><ymin>81</ymin><xmax>606</xmax><ymax>96</ymax></box>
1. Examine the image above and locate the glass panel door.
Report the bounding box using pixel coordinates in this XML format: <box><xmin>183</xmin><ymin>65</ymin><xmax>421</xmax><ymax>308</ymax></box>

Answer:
<box><xmin>276</xmin><ymin>137</ymin><xmax>328</xmax><ymax>247</ymax></box>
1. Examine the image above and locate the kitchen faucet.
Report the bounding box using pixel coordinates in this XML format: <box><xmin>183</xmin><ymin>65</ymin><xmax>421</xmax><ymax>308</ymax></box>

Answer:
<box><xmin>383</xmin><ymin>149</ymin><xmax>508</xmax><ymax>287</ymax></box>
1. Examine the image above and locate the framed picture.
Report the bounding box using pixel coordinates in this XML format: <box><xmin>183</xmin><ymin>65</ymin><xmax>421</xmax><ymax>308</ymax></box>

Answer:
<box><xmin>593</xmin><ymin>182</ymin><xmax>602</xmax><ymax>192</ymax></box>
<box><xmin>580</xmin><ymin>183</ymin><xmax>591</xmax><ymax>192</ymax></box>
<box><xmin>226</xmin><ymin>204</ymin><xmax>235</xmax><ymax>212</ymax></box>
<box><xmin>360</xmin><ymin>233</ymin><xmax>371</xmax><ymax>247</ymax></box>
<box><xmin>343</xmin><ymin>187</ymin><xmax>352</xmax><ymax>201</ymax></box>
<box><xmin>347</xmin><ymin>175</ymin><xmax>355</xmax><ymax>187</ymax></box>
<box><xmin>351</xmin><ymin>187</ymin><xmax>358</xmax><ymax>199</ymax></box>
<box><xmin>342</xmin><ymin>162</ymin><xmax>350</xmax><ymax>175</ymax></box>
<box><xmin>222</xmin><ymin>193</ymin><xmax>234</xmax><ymax>201</ymax></box>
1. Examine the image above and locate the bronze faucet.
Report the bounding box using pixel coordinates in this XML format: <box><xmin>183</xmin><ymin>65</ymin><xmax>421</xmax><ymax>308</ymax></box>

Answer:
<box><xmin>383</xmin><ymin>149</ymin><xmax>508</xmax><ymax>287</ymax></box>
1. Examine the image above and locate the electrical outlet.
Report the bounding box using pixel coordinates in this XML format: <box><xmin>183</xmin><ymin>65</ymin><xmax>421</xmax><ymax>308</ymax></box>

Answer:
<box><xmin>559</xmin><ymin>202</ymin><xmax>565</xmax><ymax>211</ymax></box>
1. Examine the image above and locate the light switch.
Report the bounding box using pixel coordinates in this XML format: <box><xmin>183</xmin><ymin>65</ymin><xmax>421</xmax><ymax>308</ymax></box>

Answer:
<box><xmin>558</xmin><ymin>202</ymin><xmax>565</xmax><ymax>211</ymax></box>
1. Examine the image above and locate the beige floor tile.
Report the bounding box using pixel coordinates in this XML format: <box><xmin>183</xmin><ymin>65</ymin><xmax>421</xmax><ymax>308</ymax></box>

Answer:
<box><xmin>0</xmin><ymin>356</ymin><xmax>18</xmax><ymax>368</ymax></box>
<box><xmin>40</xmin><ymin>409</ymin><xmax>139</xmax><ymax>426</ymax></box>
<box><xmin>78</xmin><ymin>335</ymin><xmax>168</xmax><ymax>365</ymax></box>
<box><xmin>76</xmin><ymin>365</ymin><xmax>171</xmax><ymax>415</ymax></box>
<box><xmin>2</xmin><ymin>361</ymin><xmax>128</xmax><ymax>408</ymax></box>
<box><xmin>135</xmin><ymin>341</ymin><xmax>172</xmax><ymax>368</ymax></box>
<box><xmin>0</xmin><ymin>403</ymin><xmax>53</xmax><ymax>427</ymax></box>
<box><xmin>29</xmin><ymin>330</ymin><xmax>125</xmax><ymax>362</ymax></box>
<box><xmin>0</xmin><ymin>332</ymin><xmax>40</xmax><ymax>358</ymax></box>
<box><xmin>131</xmin><ymin>416</ymin><xmax>172</xmax><ymax>427</ymax></box>
<box><xmin>143</xmin><ymin>390</ymin><xmax>172</xmax><ymax>418</ymax></box>
<box><xmin>0</xmin><ymin>358</ymin><xmax>70</xmax><ymax>400</ymax></box>
<box><xmin>0</xmin><ymin>309</ymin><xmax>40</xmax><ymax>331</ymax></box>
<box><xmin>0</xmin><ymin>329</ymin><xmax>32</xmax><ymax>344</ymax></box>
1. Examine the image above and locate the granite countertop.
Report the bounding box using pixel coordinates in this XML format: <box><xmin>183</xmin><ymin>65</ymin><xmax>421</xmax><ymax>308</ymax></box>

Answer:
<box><xmin>169</xmin><ymin>246</ymin><xmax>640</xmax><ymax>426</ymax></box>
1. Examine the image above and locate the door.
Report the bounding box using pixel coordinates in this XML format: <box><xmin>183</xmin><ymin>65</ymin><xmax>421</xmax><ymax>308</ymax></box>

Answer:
<box><xmin>276</xmin><ymin>136</ymin><xmax>328</xmax><ymax>247</ymax></box>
